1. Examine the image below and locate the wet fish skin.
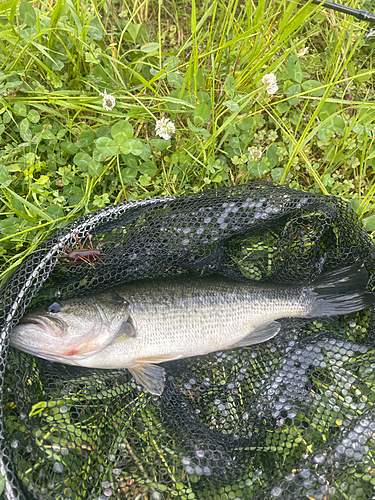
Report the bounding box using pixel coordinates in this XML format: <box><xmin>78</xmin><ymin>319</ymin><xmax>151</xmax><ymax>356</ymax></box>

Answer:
<box><xmin>86</xmin><ymin>276</ymin><xmax>310</xmax><ymax>366</ymax></box>
<box><xmin>10</xmin><ymin>264</ymin><xmax>374</xmax><ymax>395</ymax></box>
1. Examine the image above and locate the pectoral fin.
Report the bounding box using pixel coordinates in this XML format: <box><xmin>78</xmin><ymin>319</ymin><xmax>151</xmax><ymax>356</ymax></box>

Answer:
<box><xmin>129</xmin><ymin>364</ymin><xmax>166</xmax><ymax>395</ymax></box>
<box><xmin>231</xmin><ymin>321</ymin><xmax>281</xmax><ymax>348</ymax></box>
<box><xmin>112</xmin><ymin>320</ymin><xmax>136</xmax><ymax>343</ymax></box>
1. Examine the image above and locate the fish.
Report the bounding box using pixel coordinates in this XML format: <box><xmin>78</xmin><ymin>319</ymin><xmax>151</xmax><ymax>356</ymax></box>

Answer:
<box><xmin>10</xmin><ymin>262</ymin><xmax>374</xmax><ymax>395</ymax></box>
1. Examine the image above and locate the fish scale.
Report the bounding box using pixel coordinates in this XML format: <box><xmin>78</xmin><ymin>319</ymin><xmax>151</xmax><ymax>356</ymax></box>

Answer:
<box><xmin>101</xmin><ymin>276</ymin><xmax>310</xmax><ymax>364</ymax></box>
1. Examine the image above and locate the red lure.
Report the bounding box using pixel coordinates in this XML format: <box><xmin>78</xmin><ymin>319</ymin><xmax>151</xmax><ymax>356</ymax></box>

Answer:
<box><xmin>58</xmin><ymin>233</ymin><xmax>105</xmax><ymax>268</ymax></box>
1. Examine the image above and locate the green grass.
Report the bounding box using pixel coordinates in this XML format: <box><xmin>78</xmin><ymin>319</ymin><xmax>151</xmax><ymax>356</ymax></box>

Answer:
<box><xmin>2</xmin><ymin>2</ymin><xmax>375</xmax><ymax>496</ymax></box>
<box><xmin>0</xmin><ymin>0</ymin><xmax>374</xmax><ymax>282</ymax></box>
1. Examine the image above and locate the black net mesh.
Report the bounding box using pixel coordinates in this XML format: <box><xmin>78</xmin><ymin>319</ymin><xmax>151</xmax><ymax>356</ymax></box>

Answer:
<box><xmin>1</xmin><ymin>181</ymin><xmax>375</xmax><ymax>500</ymax></box>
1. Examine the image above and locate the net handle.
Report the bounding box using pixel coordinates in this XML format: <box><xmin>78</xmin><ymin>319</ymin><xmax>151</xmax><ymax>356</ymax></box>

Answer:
<box><xmin>308</xmin><ymin>0</ymin><xmax>375</xmax><ymax>24</ymax></box>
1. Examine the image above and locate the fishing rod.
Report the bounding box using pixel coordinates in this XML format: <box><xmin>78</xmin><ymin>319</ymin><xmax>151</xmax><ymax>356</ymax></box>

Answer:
<box><xmin>310</xmin><ymin>0</ymin><xmax>375</xmax><ymax>39</ymax></box>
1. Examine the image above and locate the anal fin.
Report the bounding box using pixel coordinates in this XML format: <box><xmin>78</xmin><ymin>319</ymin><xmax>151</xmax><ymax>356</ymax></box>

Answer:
<box><xmin>231</xmin><ymin>321</ymin><xmax>281</xmax><ymax>348</ymax></box>
<box><xmin>129</xmin><ymin>364</ymin><xmax>166</xmax><ymax>395</ymax></box>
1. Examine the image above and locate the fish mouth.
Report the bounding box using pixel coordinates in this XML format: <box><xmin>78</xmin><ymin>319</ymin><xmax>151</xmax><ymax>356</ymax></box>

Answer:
<box><xmin>18</xmin><ymin>315</ymin><xmax>66</xmax><ymax>336</ymax></box>
<box><xmin>10</xmin><ymin>315</ymin><xmax>68</xmax><ymax>361</ymax></box>
<box><xmin>10</xmin><ymin>315</ymin><xmax>123</xmax><ymax>365</ymax></box>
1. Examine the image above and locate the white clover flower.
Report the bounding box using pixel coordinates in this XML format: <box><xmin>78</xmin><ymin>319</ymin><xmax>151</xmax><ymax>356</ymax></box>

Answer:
<box><xmin>100</xmin><ymin>90</ymin><xmax>116</xmax><ymax>111</ymax></box>
<box><xmin>155</xmin><ymin>117</ymin><xmax>175</xmax><ymax>140</ymax></box>
<box><xmin>262</xmin><ymin>73</ymin><xmax>278</xmax><ymax>95</ymax></box>
<box><xmin>297</xmin><ymin>47</ymin><xmax>309</xmax><ymax>57</ymax></box>
<box><xmin>248</xmin><ymin>147</ymin><xmax>262</xmax><ymax>160</ymax></box>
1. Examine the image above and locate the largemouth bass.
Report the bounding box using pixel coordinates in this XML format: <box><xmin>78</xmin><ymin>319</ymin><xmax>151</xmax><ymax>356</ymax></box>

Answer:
<box><xmin>10</xmin><ymin>263</ymin><xmax>374</xmax><ymax>395</ymax></box>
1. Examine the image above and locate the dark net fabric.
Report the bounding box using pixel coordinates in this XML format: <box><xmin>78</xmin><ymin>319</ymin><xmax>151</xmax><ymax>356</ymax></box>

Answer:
<box><xmin>1</xmin><ymin>182</ymin><xmax>375</xmax><ymax>500</ymax></box>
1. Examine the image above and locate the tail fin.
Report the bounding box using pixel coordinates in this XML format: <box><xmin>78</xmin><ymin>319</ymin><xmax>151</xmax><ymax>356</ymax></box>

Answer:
<box><xmin>308</xmin><ymin>262</ymin><xmax>374</xmax><ymax>317</ymax></box>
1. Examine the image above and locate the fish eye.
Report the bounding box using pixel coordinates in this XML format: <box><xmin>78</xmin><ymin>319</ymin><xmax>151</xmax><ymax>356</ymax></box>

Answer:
<box><xmin>45</xmin><ymin>302</ymin><xmax>62</xmax><ymax>313</ymax></box>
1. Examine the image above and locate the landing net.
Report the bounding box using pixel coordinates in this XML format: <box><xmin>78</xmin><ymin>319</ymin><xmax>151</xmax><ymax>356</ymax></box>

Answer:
<box><xmin>1</xmin><ymin>182</ymin><xmax>374</xmax><ymax>500</ymax></box>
